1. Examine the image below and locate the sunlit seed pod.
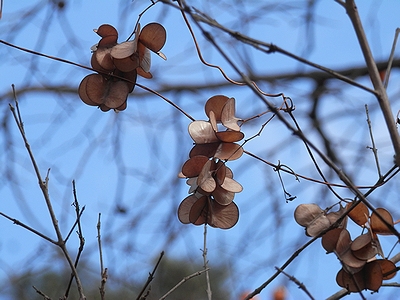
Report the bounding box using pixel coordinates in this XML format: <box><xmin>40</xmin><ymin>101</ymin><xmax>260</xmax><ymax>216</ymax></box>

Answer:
<box><xmin>370</xmin><ymin>207</ymin><xmax>395</xmax><ymax>235</ymax></box>
<box><xmin>188</xmin><ymin>121</ymin><xmax>219</xmax><ymax>144</ymax></box>
<box><xmin>220</xmin><ymin>177</ymin><xmax>243</xmax><ymax>193</ymax></box>
<box><xmin>111</xmin><ymin>39</ymin><xmax>138</xmax><ymax>59</ymax></box>
<box><xmin>346</xmin><ymin>201</ymin><xmax>369</xmax><ymax>227</ymax></box>
<box><xmin>215</xmin><ymin>131</ymin><xmax>244</xmax><ymax>143</ymax></box>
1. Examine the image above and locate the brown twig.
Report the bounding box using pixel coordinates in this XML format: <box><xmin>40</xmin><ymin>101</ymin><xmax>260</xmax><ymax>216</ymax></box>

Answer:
<box><xmin>136</xmin><ymin>251</ymin><xmax>165</xmax><ymax>300</ymax></box>
<box><xmin>9</xmin><ymin>87</ymin><xmax>86</xmax><ymax>299</ymax></box>
<box><xmin>158</xmin><ymin>268</ymin><xmax>209</xmax><ymax>300</ymax></box>
<box><xmin>344</xmin><ymin>0</ymin><xmax>400</xmax><ymax>166</ymax></box>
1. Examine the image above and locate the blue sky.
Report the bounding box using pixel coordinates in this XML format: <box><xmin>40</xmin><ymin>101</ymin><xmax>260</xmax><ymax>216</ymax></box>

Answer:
<box><xmin>0</xmin><ymin>1</ymin><xmax>400</xmax><ymax>299</ymax></box>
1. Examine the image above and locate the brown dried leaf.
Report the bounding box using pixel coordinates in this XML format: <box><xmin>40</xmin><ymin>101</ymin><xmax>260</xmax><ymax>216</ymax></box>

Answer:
<box><xmin>294</xmin><ymin>204</ymin><xmax>323</xmax><ymax>227</ymax></box>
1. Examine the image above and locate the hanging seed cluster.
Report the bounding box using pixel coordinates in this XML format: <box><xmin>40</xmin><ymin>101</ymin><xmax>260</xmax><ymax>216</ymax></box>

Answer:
<box><xmin>78</xmin><ymin>23</ymin><xmax>166</xmax><ymax>111</ymax></box>
<box><xmin>178</xmin><ymin>95</ymin><xmax>244</xmax><ymax>229</ymax></box>
<box><xmin>294</xmin><ymin>202</ymin><xmax>397</xmax><ymax>292</ymax></box>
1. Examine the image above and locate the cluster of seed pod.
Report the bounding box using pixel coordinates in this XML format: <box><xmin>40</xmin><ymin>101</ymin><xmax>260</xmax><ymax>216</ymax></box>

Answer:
<box><xmin>178</xmin><ymin>95</ymin><xmax>244</xmax><ymax>229</ymax></box>
<box><xmin>78</xmin><ymin>23</ymin><xmax>166</xmax><ymax>111</ymax></box>
<box><xmin>294</xmin><ymin>202</ymin><xmax>398</xmax><ymax>292</ymax></box>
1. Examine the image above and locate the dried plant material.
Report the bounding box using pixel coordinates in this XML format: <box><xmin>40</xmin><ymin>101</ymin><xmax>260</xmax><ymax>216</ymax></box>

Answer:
<box><xmin>111</xmin><ymin>39</ymin><xmax>138</xmax><ymax>59</ymax></box>
<box><xmin>188</xmin><ymin>121</ymin><xmax>219</xmax><ymax>144</ymax></box>
<box><xmin>335</xmin><ymin>229</ymin><xmax>365</xmax><ymax>269</ymax></box>
<box><xmin>189</xmin><ymin>143</ymin><xmax>220</xmax><ymax>158</ymax></box>
<box><xmin>220</xmin><ymin>177</ymin><xmax>243</xmax><ymax>193</ymax></box>
<box><xmin>181</xmin><ymin>155</ymin><xmax>209</xmax><ymax>178</ymax></box>
<box><xmin>208</xmin><ymin>201</ymin><xmax>239</xmax><ymax>229</ymax></box>
<box><xmin>378</xmin><ymin>259</ymin><xmax>397</xmax><ymax>280</ymax></box>
<box><xmin>214</xmin><ymin>142</ymin><xmax>243</xmax><ymax>161</ymax></box>
<box><xmin>178</xmin><ymin>194</ymin><xmax>199</xmax><ymax>224</ymax></box>
<box><xmin>212</xmin><ymin>186</ymin><xmax>234</xmax><ymax>205</ymax></box>
<box><xmin>197</xmin><ymin>160</ymin><xmax>217</xmax><ymax>193</ymax></box>
<box><xmin>326</xmin><ymin>205</ymin><xmax>347</xmax><ymax>228</ymax></box>
<box><xmin>294</xmin><ymin>204</ymin><xmax>331</xmax><ymax>237</ymax></box>
<box><xmin>113</xmin><ymin>55</ymin><xmax>140</xmax><ymax>73</ymax></box>
<box><xmin>189</xmin><ymin>195</ymin><xmax>209</xmax><ymax>225</ymax></box>
<box><xmin>346</xmin><ymin>201</ymin><xmax>369</xmax><ymax>227</ymax></box>
<box><xmin>221</xmin><ymin>97</ymin><xmax>240</xmax><ymax>131</ymax></box>
<box><xmin>351</xmin><ymin>231</ymin><xmax>378</xmax><ymax>260</ymax></box>
<box><xmin>322</xmin><ymin>228</ymin><xmax>343</xmax><ymax>253</ymax></box>
<box><xmin>139</xmin><ymin>22</ymin><xmax>167</xmax><ymax>53</ymax></box>
<box><xmin>205</xmin><ymin>95</ymin><xmax>230</xmax><ymax>121</ymax></box>
<box><xmin>215</xmin><ymin>130</ymin><xmax>244</xmax><ymax>143</ymax></box>
<box><xmin>336</xmin><ymin>268</ymin><xmax>365</xmax><ymax>292</ymax></box>
<box><xmin>370</xmin><ymin>207</ymin><xmax>395</xmax><ymax>235</ymax></box>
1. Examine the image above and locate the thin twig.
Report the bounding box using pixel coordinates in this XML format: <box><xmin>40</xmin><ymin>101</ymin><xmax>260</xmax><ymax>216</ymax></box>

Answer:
<box><xmin>344</xmin><ymin>0</ymin><xmax>400</xmax><ymax>166</ymax></box>
<box><xmin>32</xmin><ymin>286</ymin><xmax>52</xmax><ymax>300</ymax></box>
<box><xmin>136</xmin><ymin>251</ymin><xmax>165</xmax><ymax>300</ymax></box>
<box><xmin>275</xmin><ymin>267</ymin><xmax>315</xmax><ymax>300</ymax></box>
<box><xmin>64</xmin><ymin>181</ymin><xmax>86</xmax><ymax>299</ymax></box>
<box><xmin>383</xmin><ymin>28</ymin><xmax>400</xmax><ymax>89</ymax></box>
<box><xmin>365</xmin><ymin>104</ymin><xmax>382</xmax><ymax>178</ymax></box>
<box><xmin>9</xmin><ymin>90</ymin><xmax>86</xmax><ymax>299</ymax></box>
<box><xmin>202</xmin><ymin>223</ymin><xmax>212</xmax><ymax>300</ymax></box>
<box><xmin>0</xmin><ymin>211</ymin><xmax>57</xmax><ymax>244</ymax></box>
<box><xmin>158</xmin><ymin>268</ymin><xmax>209</xmax><ymax>300</ymax></box>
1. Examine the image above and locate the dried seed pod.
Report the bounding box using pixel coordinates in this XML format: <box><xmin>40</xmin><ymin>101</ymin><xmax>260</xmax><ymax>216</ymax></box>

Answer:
<box><xmin>371</xmin><ymin>207</ymin><xmax>395</xmax><ymax>235</ymax></box>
